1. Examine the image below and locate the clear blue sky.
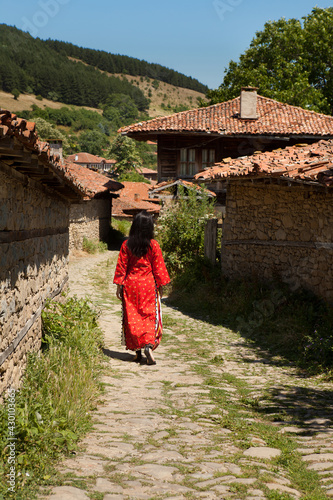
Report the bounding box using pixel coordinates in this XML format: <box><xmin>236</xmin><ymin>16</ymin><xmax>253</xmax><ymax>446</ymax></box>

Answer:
<box><xmin>1</xmin><ymin>0</ymin><xmax>332</xmax><ymax>89</ymax></box>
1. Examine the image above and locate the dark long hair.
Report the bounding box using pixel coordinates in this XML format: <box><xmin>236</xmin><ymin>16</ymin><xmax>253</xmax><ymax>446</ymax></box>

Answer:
<box><xmin>127</xmin><ymin>211</ymin><xmax>154</xmax><ymax>257</ymax></box>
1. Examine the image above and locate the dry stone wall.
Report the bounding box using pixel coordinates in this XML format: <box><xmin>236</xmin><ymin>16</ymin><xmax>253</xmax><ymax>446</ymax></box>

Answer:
<box><xmin>0</xmin><ymin>167</ymin><xmax>69</xmax><ymax>394</ymax></box>
<box><xmin>221</xmin><ymin>182</ymin><xmax>333</xmax><ymax>303</ymax></box>
<box><xmin>69</xmin><ymin>198</ymin><xmax>111</xmax><ymax>251</ymax></box>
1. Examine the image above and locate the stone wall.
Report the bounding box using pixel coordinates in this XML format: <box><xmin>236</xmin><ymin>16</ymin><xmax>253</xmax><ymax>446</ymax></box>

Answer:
<box><xmin>0</xmin><ymin>166</ymin><xmax>70</xmax><ymax>394</ymax></box>
<box><xmin>221</xmin><ymin>181</ymin><xmax>333</xmax><ymax>303</ymax></box>
<box><xmin>69</xmin><ymin>198</ymin><xmax>111</xmax><ymax>251</ymax></box>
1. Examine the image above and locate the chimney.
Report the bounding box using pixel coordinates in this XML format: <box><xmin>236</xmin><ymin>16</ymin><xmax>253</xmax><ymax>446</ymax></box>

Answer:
<box><xmin>240</xmin><ymin>87</ymin><xmax>258</xmax><ymax>119</ymax></box>
<box><xmin>75</xmin><ymin>154</ymin><xmax>78</xmax><ymax>161</ymax></box>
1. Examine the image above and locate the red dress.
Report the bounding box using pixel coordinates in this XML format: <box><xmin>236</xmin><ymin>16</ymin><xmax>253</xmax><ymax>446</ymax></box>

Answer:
<box><xmin>113</xmin><ymin>239</ymin><xmax>170</xmax><ymax>351</ymax></box>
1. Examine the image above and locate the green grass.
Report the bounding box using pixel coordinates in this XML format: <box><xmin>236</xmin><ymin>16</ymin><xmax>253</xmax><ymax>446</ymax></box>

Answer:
<box><xmin>0</xmin><ymin>297</ymin><xmax>105</xmax><ymax>499</ymax></box>
<box><xmin>166</xmin><ymin>261</ymin><xmax>333</xmax><ymax>378</ymax></box>
<box><xmin>82</xmin><ymin>237</ymin><xmax>108</xmax><ymax>254</ymax></box>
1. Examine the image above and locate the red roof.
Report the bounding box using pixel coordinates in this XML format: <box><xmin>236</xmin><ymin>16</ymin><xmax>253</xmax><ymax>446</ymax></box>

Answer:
<box><xmin>194</xmin><ymin>140</ymin><xmax>333</xmax><ymax>188</ymax></box>
<box><xmin>63</xmin><ymin>160</ymin><xmax>123</xmax><ymax>200</ymax></box>
<box><xmin>0</xmin><ymin>109</ymin><xmax>121</xmax><ymax>200</ymax></box>
<box><xmin>112</xmin><ymin>181</ymin><xmax>160</xmax><ymax>217</ymax></box>
<box><xmin>66</xmin><ymin>152</ymin><xmax>116</xmax><ymax>164</ymax></box>
<box><xmin>120</xmin><ymin>95</ymin><xmax>333</xmax><ymax>138</ymax></box>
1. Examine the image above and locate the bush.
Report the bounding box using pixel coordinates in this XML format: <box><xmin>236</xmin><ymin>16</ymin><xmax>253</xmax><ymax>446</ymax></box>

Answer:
<box><xmin>156</xmin><ymin>185</ymin><xmax>215</xmax><ymax>275</ymax></box>
<box><xmin>82</xmin><ymin>237</ymin><xmax>108</xmax><ymax>254</ymax></box>
<box><xmin>0</xmin><ymin>297</ymin><xmax>104</xmax><ymax>498</ymax></box>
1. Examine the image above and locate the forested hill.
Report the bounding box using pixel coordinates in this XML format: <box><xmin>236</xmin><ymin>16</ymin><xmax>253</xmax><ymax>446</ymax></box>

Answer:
<box><xmin>0</xmin><ymin>24</ymin><xmax>207</xmax><ymax>111</ymax></box>
<box><xmin>45</xmin><ymin>39</ymin><xmax>208</xmax><ymax>94</ymax></box>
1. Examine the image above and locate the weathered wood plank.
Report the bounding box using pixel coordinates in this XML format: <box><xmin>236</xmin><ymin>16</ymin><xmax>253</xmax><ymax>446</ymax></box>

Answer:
<box><xmin>0</xmin><ymin>227</ymin><xmax>68</xmax><ymax>244</ymax></box>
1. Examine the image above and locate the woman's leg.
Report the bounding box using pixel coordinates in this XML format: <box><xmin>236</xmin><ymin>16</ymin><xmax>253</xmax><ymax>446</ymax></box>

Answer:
<box><xmin>144</xmin><ymin>344</ymin><xmax>156</xmax><ymax>365</ymax></box>
<box><xmin>132</xmin><ymin>350</ymin><xmax>142</xmax><ymax>362</ymax></box>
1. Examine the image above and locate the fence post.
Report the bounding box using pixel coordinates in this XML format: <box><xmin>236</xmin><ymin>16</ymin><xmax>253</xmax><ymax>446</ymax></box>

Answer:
<box><xmin>204</xmin><ymin>218</ymin><xmax>218</xmax><ymax>264</ymax></box>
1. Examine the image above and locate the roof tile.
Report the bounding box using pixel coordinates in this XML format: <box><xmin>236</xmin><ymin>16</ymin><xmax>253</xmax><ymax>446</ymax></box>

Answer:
<box><xmin>119</xmin><ymin>95</ymin><xmax>333</xmax><ymax>137</ymax></box>
<box><xmin>194</xmin><ymin>140</ymin><xmax>333</xmax><ymax>187</ymax></box>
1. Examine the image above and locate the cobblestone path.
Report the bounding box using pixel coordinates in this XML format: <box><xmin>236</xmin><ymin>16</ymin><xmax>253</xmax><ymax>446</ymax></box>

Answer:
<box><xmin>43</xmin><ymin>251</ymin><xmax>333</xmax><ymax>500</ymax></box>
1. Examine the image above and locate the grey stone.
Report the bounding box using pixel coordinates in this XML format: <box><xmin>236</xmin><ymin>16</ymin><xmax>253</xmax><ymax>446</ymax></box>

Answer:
<box><xmin>244</xmin><ymin>447</ymin><xmax>281</xmax><ymax>459</ymax></box>
<box><xmin>266</xmin><ymin>482</ymin><xmax>301</xmax><ymax>498</ymax></box>
<box><xmin>302</xmin><ymin>453</ymin><xmax>333</xmax><ymax>462</ymax></box>
<box><xmin>94</xmin><ymin>478</ymin><xmax>123</xmax><ymax>493</ymax></box>
<box><xmin>131</xmin><ymin>463</ymin><xmax>178</xmax><ymax>481</ymax></box>
<box><xmin>48</xmin><ymin>486</ymin><xmax>90</xmax><ymax>499</ymax></box>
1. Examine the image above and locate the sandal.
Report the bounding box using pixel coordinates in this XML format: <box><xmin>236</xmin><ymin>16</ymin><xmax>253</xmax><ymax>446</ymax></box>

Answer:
<box><xmin>144</xmin><ymin>345</ymin><xmax>156</xmax><ymax>365</ymax></box>
<box><xmin>132</xmin><ymin>350</ymin><xmax>142</xmax><ymax>363</ymax></box>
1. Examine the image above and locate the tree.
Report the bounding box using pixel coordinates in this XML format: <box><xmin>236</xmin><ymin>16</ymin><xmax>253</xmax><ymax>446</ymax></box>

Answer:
<box><xmin>109</xmin><ymin>135</ymin><xmax>143</xmax><ymax>176</ymax></box>
<box><xmin>11</xmin><ymin>88</ymin><xmax>20</xmax><ymax>100</ymax></box>
<box><xmin>78</xmin><ymin>130</ymin><xmax>109</xmax><ymax>156</ymax></box>
<box><xmin>207</xmin><ymin>8</ymin><xmax>333</xmax><ymax>114</ymax></box>
<box><xmin>34</xmin><ymin>117</ymin><xmax>71</xmax><ymax>154</ymax></box>
<box><xmin>103</xmin><ymin>93</ymin><xmax>139</xmax><ymax>124</ymax></box>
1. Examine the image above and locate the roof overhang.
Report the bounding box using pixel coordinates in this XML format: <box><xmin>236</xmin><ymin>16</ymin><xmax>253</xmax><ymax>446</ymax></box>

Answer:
<box><xmin>0</xmin><ymin>135</ymin><xmax>81</xmax><ymax>201</ymax></box>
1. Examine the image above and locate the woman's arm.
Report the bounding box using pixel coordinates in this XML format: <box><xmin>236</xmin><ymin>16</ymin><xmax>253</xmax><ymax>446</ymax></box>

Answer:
<box><xmin>116</xmin><ymin>284</ymin><xmax>123</xmax><ymax>300</ymax></box>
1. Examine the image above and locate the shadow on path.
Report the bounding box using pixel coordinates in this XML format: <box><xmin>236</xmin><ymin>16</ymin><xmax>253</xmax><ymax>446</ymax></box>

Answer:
<box><xmin>102</xmin><ymin>348</ymin><xmax>134</xmax><ymax>362</ymax></box>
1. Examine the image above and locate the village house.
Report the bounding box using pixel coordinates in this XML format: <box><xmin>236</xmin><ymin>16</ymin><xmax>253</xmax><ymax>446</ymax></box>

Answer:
<box><xmin>63</xmin><ymin>160</ymin><xmax>123</xmax><ymax>252</ymax></box>
<box><xmin>196</xmin><ymin>140</ymin><xmax>333</xmax><ymax>303</ymax></box>
<box><xmin>66</xmin><ymin>152</ymin><xmax>116</xmax><ymax>172</ymax></box>
<box><xmin>112</xmin><ymin>181</ymin><xmax>161</xmax><ymax>220</ymax></box>
<box><xmin>140</xmin><ymin>167</ymin><xmax>158</xmax><ymax>183</ymax></box>
<box><xmin>0</xmin><ymin>111</ymin><xmax>82</xmax><ymax>394</ymax></box>
<box><xmin>119</xmin><ymin>88</ymin><xmax>333</xmax><ymax>203</ymax></box>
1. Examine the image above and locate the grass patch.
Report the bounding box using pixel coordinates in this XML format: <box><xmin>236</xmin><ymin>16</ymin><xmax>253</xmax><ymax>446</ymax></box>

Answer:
<box><xmin>166</xmin><ymin>261</ymin><xmax>333</xmax><ymax>377</ymax></box>
<box><xmin>82</xmin><ymin>237</ymin><xmax>108</xmax><ymax>254</ymax></box>
<box><xmin>0</xmin><ymin>297</ymin><xmax>105</xmax><ymax>499</ymax></box>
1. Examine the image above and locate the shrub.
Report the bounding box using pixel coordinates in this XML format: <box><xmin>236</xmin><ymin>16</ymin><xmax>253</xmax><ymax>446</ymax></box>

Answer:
<box><xmin>156</xmin><ymin>185</ymin><xmax>215</xmax><ymax>275</ymax></box>
<box><xmin>0</xmin><ymin>297</ymin><xmax>104</xmax><ymax>498</ymax></box>
<box><xmin>82</xmin><ymin>237</ymin><xmax>108</xmax><ymax>254</ymax></box>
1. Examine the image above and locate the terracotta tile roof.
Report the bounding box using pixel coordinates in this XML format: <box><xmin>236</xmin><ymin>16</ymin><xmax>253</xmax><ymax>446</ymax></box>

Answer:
<box><xmin>63</xmin><ymin>160</ymin><xmax>123</xmax><ymax>200</ymax></box>
<box><xmin>0</xmin><ymin>109</ymin><xmax>120</xmax><ymax>200</ymax></box>
<box><xmin>66</xmin><ymin>152</ymin><xmax>116</xmax><ymax>164</ymax></box>
<box><xmin>119</xmin><ymin>95</ymin><xmax>333</xmax><ymax>138</ymax></box>
<box><xmin>0</xmin><ymin>110</ymin><xmax>81</xmax><ymax>200</ymax></box>
<box><xmin>112</xmin><ymin>181</ymin><xmax>161</xmax><ymax>217</ymax></box>
<box><xmin>149</xmin><ymin>179</ymin><xmax>216</xmax><ymax>198</ymax></box>
<box><xmin>194</xmin><ymin>140</ymin><xmax>333</xmax><ymax>187</ymax></box>
<box><xmin>140</xmin><ymin>167</ymin><xmax>157</xmax><ymax>174</ymax></box>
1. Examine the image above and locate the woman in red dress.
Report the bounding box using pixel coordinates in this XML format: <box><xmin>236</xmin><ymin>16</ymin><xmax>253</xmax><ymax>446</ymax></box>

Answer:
<box><xmin>113</xmin><ymin>211</ymin><xmax>170</xmax><ymax>365</ymax></box>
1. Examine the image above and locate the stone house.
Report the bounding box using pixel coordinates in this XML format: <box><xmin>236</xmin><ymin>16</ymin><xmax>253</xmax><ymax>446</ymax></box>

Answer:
<box><xmin>197</xmin><ymin>140</ymin><xmax>333</xmax><ymax>303</ymax></box>
<box><xmin>63</xmin><ymin>160</ymin><xmax>123</xmax><ymax>251</ymax></box>
<box><xmin>112</xmin><ymin>181</ymin><xmax>161</xmax><ymax>220</ymax></box>
<box><xmin>119</xmin><ymin>88</ymin><xmax>333</xmax><ymax>203</ymax></box>
<box><xmin>0</xmin><ymin>110</ymin><xmax>83</xmax><ymax>394</ymax></box>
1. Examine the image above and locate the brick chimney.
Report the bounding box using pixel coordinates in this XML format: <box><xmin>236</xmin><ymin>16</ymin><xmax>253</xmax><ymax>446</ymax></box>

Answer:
<box><xmin>240</xmin><ymin>87</ymin><xmax>258</xmax><ymax>119</ymax></box>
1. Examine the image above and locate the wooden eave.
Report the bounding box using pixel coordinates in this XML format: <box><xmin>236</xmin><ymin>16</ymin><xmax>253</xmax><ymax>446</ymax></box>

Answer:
<box><xmin>122</xmin><ymin>130</ymin><xmax>333</xmax><ymax>143</ymax></box>
<box><xmin>0</xmin><ymin>136</ymin><xmax>81</xmax><ymax>202</ymax></box>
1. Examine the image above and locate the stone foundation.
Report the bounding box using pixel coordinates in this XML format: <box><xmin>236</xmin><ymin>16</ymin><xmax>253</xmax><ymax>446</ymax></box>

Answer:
<box><xmin>0</xmin><ymin>168</ymin><xmax>70</xmax><ymax>394</ymax></box>
<box><xmin>221</xmin><ymin>182</ymin><xmax>333</xmax><ymax>303</ymax></box>
<box><xmin>69</xmin><ymin>199</ymin><xmax>111</xmax><ymax>251</ymax></box>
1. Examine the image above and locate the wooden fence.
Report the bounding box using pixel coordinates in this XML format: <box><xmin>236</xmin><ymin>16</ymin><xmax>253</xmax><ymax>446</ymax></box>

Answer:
<box><xmin>204</xmin><ymin>218</ymin><xmax>222</xmax><ymax>264</ymax></box>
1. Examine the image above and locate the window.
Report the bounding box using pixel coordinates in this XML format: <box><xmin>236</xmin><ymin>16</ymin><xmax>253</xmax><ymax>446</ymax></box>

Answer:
<box><xmin>202</xmin><ymin>149</ymin><xmax>215</xmax><ymax>169</ymax></box>
<box><xmin>180</xmin><ymin>148</ymin><xmax>197</xmax><ymax>177</ymax></box>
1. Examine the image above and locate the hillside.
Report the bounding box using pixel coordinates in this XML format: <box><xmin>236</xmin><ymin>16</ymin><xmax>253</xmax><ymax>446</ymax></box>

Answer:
<box><xmin>46</xmin><ymin>38</ymin><xmax>208</xmax><ymax>94</ymax></box>
<box><xmin>0</xmin><ymin>23</ymin><xmax>208</xmax><ymax>166</ymax></box>
<box><xmin>66</xmin><ymin>57</ymin><xmax>206</xmax><ymax>117</ymax></box>
<box><xmin>0</xmin><ymin>24</ymin><xmax>208</xmax><ymax>114</ymax></box>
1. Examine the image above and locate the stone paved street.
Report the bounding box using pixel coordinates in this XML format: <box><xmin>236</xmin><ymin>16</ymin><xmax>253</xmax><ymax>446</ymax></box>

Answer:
<box><xmin>42</xmin><ymin>251</ymin><xmax>333</xmax><ymax>500</ymax></box>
